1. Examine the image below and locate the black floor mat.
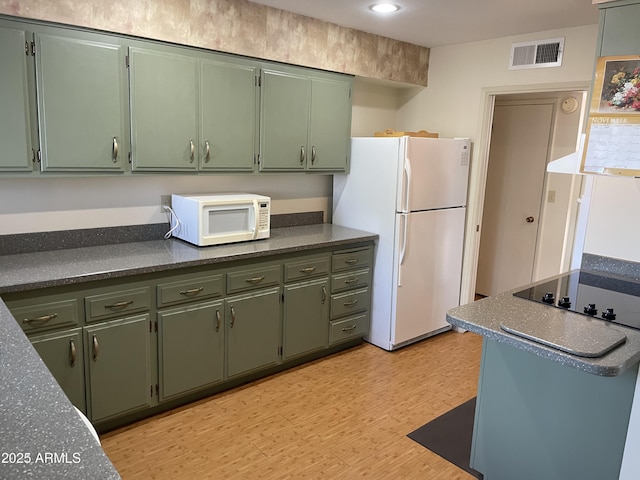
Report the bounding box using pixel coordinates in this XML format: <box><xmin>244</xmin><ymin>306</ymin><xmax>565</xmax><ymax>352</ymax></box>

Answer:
<box><xmin>407</xmin><ymin>397</ymin><xmax>482</xmax><ymax>479</ymax></box>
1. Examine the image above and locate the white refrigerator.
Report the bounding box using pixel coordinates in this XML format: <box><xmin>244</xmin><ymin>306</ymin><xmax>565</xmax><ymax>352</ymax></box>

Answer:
<box><xmin>333</xmin><ymin>136</ymin><xmax>470</xmax><ymax>351</ymax></box>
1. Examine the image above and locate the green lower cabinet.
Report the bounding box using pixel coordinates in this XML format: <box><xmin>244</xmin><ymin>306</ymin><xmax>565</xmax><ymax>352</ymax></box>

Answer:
<box><xmin>30</xmin><ymin>328</ymin><xmax>86</xmax><ymax>412</ymax></box>
<box><xmin>226</xmin><ymin>287</ymin><xmax>281</xmax><ymax>378</ymax></box>
<box><xmin>84</xmin><ymin>314</ymin><xmax>154</xmax><ymax>423</ymax></box>
<box><xmin>283</xmin><ymin>278</ymin><xmax>329</xmax><ymax>360</ymax></box>
<box><xmin>157</xmin><ymin>300</ymin><xmax>224</xmax><ymax>401</ymax></box>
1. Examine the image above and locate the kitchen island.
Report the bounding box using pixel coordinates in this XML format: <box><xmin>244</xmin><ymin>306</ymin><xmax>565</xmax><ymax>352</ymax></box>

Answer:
<box><xmin>447</xmin><ymin>271</ymin><xmax>640</xmax><ymax>480</ymax></box>
<box><xmin>0</xmin><ymin>223</ymin><xmax>376</xmax><ymax>480</ymax></box>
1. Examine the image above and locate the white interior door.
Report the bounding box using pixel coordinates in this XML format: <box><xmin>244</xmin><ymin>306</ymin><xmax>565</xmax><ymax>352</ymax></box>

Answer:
<box><xmin>392</xmin><ymin>208</ymin><xmax>465</xmax><ymax>347</ymax></box>
<box><xmin>476</xmin><ymin>102</ymin><xmax>554</xmax><ymax>297</ymax></box>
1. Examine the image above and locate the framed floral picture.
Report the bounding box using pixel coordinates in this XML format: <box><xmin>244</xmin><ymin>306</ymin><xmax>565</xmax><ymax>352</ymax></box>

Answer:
<box><xmin>591</xmin><ymin>55</ymin><xmax>640</xmax><ymax>114</ymax></box>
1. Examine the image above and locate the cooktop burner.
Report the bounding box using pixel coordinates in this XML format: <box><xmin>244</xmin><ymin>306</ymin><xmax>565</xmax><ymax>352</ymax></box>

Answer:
<box><xmin>513</xmin><ymin>270</ymin><xmax>640</xmax><ymax>331</ymax></box>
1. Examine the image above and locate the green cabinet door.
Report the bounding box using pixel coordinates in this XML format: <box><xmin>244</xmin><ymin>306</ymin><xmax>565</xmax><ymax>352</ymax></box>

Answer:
<box><xmin>200</xmin><ymin>58</ymin><xmax>257</xmax><ymax>171</ymax></box>
<box><xmin>283</xmin><ymin>278</ymin><xmax>329</xmax><ymax>360</ymax></box>
<box><xmin>129</xmin><ymin>47</ymin><xmax>198</xmax><ymax>171</ymax></box>
<box><xmin>30</xmin><ymin>328</ymin><xmax>86</xmax><ymax>412</ymax></box>
<box><xmin>308</xmin><ymin>77</ymin><xmax>352</xmax><ymax>172</ymax></box>
<box><xmin>35</xmin><ymin>31</ymin><xmax>127</xmax><ymax>172</ymax></box>
<box><xmin>158</xmin><ymin>300</ymin><xmax>224</xmax><ymax>401</ymax></box>
<box><xmin>84</xmin><ymin>314</ymin><xmax>153</xmax><ymax>423</ymax></box>
<box><xmin>259</xmin><ymin>69</ymin><xmax>310</xmax><ymax>171</ymax></box>
<box><xmin>226</xmin><ymin>287</ymin><xmax>281</xmax><ymax>378</ymax></box>
<box><xmin>0</xmin><ymin>23</ymin><xmax>36</xmax><ymax>172</ymax></box>
<box><xmin>599</xmin><ymin>2</ymin><xmax>640</xmax><ymax>56</ymax></box>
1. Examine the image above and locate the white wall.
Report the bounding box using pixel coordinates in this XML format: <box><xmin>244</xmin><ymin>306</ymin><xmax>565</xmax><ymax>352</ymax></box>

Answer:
<box><xmin>583</xmin><ymin>176</ymin><xmax>640</xmax><ymax>262</ymax></box>
<box><xmin>0</xmin><ymin>175</ymin><xmax>331</xmax><ymax>235</ymax></box>
<box><xmin>351</xmin><ymin>78</ymin><xmax>404</xmax><ymax>137</ymax></box>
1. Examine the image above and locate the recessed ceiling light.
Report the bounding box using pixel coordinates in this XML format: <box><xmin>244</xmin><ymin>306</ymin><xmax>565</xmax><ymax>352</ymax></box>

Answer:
<box><xmin>369</xmin><ymin>3</ymin><xmax>400</xmax><ymax>14</ymax></box>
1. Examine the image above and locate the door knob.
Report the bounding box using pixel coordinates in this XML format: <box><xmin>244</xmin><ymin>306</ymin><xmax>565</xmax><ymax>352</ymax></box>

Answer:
<box><xmin>526</xmin><ymin>216</ymin><xmax>535</xmax><ymax>223</ymax></box>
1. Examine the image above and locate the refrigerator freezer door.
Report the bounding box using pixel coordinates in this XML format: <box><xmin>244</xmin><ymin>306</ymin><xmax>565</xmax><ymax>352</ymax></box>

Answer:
<box><xmin>391</xmin><ymin>207</ymin><xmax>466</xmax><ymax>347</ymax></box>
<box><xmin>399</xmin><ymin>138</ymin><xmax>470</xmax><ymax>212</ymax></box>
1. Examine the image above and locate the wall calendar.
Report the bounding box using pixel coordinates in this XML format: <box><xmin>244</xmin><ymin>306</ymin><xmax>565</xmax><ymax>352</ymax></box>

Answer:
<box><xmin>582</xmin><ymin>55</ymin><xmax>640</xmax><ymax>176</ymax></box>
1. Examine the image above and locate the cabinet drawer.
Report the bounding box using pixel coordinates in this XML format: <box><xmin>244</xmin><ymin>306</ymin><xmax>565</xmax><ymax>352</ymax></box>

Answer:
<box><xmin>332</xmin><ymin>247</ymin><xmax>371</xmax><ymax>272</ymax></box>
<box><xmin>284</xmin><ymin>255</ymin><xmax>330</xmax><ymax>282</ymax></box>
<box><xmin>227</xmin><ymin>265</ymin><xmax>281</xmax><ymax>294</ymax></box>
<box><xmin>331</xmin><ymin>268</ymin><xmax>370</xmax><ymax>293</ymax></box>
<box><xmin>85</xmin><ymin>287</ymin><xmax>150</xmax><ymax>323</ymax></box>
<box><xmin>10</xmin><ymin>299</ymin><xmax>79</xmax><ymax>334</ymax></box>
<box><xmin>330</xmin><ymin>288</ymin><xmax>370</xmax><ymax>319</ymax></box>
<box><xmin>329</xmin><ymin>314</ymin><xmax>369</xmax><ymax>344</ymax></box>
<box><xmin>157</xmin><ymin>274</ymin><xmax>224</xmax><ymax>308</ymax></box>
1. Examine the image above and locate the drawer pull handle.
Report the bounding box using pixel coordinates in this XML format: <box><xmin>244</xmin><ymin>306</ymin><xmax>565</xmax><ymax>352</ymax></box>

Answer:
<box><xmin>245</xmin><ymin>276</ymin><xmax>265</xmax><ymax>284</ymax></box>
<box><xmin>342</xmin><ymin>325</ymin><xmax>357</xmax><ymax>332</ymax></box>
<box><xmin>299</xmin><ymin>267</ymin><xmax>317</xmax><ymax>274</ymax></box>
<box><xmin>321</xmin><ymin>285</ymin><xmax>327</xmax><ymax>304</ymax></box>
<box><xmin>23</xmin><ymin>313</ymin><xmax>58</xmax><ymax>324</ymax></box>
<box><xmin>69</xmin><ymin>340</ymin><xmax>77</xmax><ymax>367</ymax></box>
<box><xmin>343</xmin><ymin>299</ymin><xmax>359</xmax><ymax>307</ymax></box>
<box><xmin>92</xmin><ymin>335</ymin><xmax>99</xmax><ymax>361</ymax></box>
<box><xmin>345</xmin><ymin>259</ymin><xmax>359</xmax><ymax>265</ymax></box>
<box><xmin>344</xmin><ymin>278</ymin><xmax>360</xmax><ymax>285</ymax></box>
<box><xmin>215</xmin><ymin>309</ymin><xmax>221</xmax><ymax>332</ymax></box>
<box><xmin>230</xmin><ymin>306</ymin><xmax>236</xmax><ymax>328</ymax></box>
<box><xmin>104</xmin><ymin>300</ymin><xmax>133</xmax><ymax>310</ymax></box>
<box><xmin>179</xmin><ymin>287</ymin><xmax>204</xmax><ymax>296</ymax></box>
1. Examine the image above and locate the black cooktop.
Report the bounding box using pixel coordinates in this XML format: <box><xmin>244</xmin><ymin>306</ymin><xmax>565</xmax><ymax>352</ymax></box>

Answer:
<box><xmin>513</xmin><ymin>270</ymin><xmax>640</xmax><ymax>331</ymax></box>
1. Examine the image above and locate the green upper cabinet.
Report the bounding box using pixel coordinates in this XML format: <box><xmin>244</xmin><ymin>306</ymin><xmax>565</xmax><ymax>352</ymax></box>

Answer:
<box><xmin>35</xmin><ymin>30</ymin><xmax>128</xmax><ymax>172</ymax></box>
<box><xmin>129</xmin><ymin>46</ymin><xmax>199</xmax><ymax>172</ymax></box>
<box><xmin>260</xmin><ymin>68</ymin><xmax>310</xmax><ymax>171</ymax></box>
<box><xmin>200</xmin><ymin>58</ymin><xmax>258</xmax><ymax>172</ymax></box>
<box><xmin>307</xmin><ymin>77</ymin><xmax>352</xmax><ymax>172</ymax></box>
<box><xmin>259</xmin><ymin>66</ymin><xmax>352</xmax><ymax>172</ymax></box>
<box><xmin>598</xmin><ymin>1</ymin><xmax>640</xmax><ymax>56</ymax></box>
<box><xmin>0</xmin><ymin>23</ymin><xmax>37</xmax><ymax>172</ymax></box>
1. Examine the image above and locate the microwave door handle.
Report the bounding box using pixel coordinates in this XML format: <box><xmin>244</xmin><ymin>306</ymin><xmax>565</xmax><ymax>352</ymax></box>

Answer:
<box><xmin>253</xmin><ymin>200</ymin><xmax>260</xmax><ymax>238</ymax></box>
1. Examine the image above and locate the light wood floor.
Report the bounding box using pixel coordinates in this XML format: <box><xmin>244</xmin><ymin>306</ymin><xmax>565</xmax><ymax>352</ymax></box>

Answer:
<box><xmin>101</xmin><ymin>330</ymin><xmax>483</xmax><ymax>479</ymax></box>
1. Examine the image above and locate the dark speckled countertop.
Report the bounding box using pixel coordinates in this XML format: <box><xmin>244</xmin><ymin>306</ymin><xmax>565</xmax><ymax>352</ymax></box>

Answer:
<box><xmin>447</xmin><ymin>273</ymin><xmax>640</xmax><ymax>377</ymax></box>
<box><xmin>0</xmin><ymin>223</ymin><xmax>376</xmax><ymax>479</ymax></box>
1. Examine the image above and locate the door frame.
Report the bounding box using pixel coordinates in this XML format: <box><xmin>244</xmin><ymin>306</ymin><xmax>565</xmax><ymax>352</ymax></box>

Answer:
<box><xmin>460</xmin><ymin>81</ymin><xmax>591</xmax><ymax>305</ymax></box>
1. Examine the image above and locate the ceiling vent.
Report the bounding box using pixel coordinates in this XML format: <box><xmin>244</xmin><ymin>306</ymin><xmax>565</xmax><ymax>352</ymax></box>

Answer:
<box><xmin>509</xmin><ymin>38</ymin><xmax>564</xmax><ymax>70</ymax></box>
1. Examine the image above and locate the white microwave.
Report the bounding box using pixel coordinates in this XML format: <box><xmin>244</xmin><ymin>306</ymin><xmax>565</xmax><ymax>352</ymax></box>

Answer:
<box><xmin>170</xmin><ymin>193</ymin><xmax>270</xmax><ymax>246</ymax></box>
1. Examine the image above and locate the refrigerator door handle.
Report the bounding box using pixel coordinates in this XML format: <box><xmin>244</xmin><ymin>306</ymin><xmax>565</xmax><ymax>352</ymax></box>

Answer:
<box><xmin>398</xmin><ymin>212</ymin><xmax>409</xmax><ymax>286</ymax></box>
<box><xmin>402</xmin><ymin>155</ymin><xmax>412</xmax><ymax>213</ymax></box>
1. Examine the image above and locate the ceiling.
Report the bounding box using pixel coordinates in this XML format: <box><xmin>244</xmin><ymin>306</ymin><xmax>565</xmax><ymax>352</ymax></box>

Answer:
<box><xmin>246</xmin><ymin>0</ymin><xmax>601</xmax><ymax>48</ymax></box>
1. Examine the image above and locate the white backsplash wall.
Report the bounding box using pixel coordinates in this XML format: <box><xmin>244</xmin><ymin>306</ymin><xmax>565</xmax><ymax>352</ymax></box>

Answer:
<box><xmin>0</xmin><ymin>175</ymin><xmax>332</xmax><ymax>235</ymax></box>
<box><xmin>583</xmin><ymin>176</ymin><xmax>640</xmax><ymax>264</ymax></box>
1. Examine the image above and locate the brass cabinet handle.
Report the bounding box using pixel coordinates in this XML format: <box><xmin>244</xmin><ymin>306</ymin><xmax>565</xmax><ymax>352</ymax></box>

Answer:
<box><xmin>345</xmin><ymin>259</ymin><xmax>359</xmax><ymax>265</ymax></box>
<box><xmin>69</xmin><ymin>339</ymin><xmax>77</xmax><ymax>367</ymax></box>
<box><xmin>204</xmin><ymin>140</ymin><xmax>211</xmax><ymax>162</ymax></box>
<box><xmin>344</xmin><ymin>278</ymin><xmax>360</xmax><ymax>285</ymax></box>
<box><xmin>299</xmin><ymin>267</ymin><xmax>316</xmax><ymax>274</ymax></box>
<box><xmin>343</xmin><ymin>299</ymin><xmax>359</xmax><ymax>307</ymax></box>
<box><xmin>311</xmin><ymin>145</ymin><xmax>316</xmax><ymax>164</ymax></box>
<box><xmin>230</xmin><ymin>306</ymin><xmax>236</xmax><ymax>328</ymax></box>
<box><xmin>179</xmin><ymin>287</ymin><xmax>204</xmax><ymax>296</ymax></box>
<box><xmin>112</xmin><ymin>137</ymin><xmax>119</xmax><ymax>162</ymax></box>
<box><xmin>23</xmin><ymin>313</ymin><xmax>58</xmax><ymax>324</ymax></box>
<box><xmin>342</xmin><ymin>325</ymin><xmax>357</xmax><ymax>332</ymax></box>
<box><xmin>92</xmin><ymin>334</ymin><xmax>99</xmax><ymax>361</ymax></box>
<box><xmin>215</xmin><ymin>309</ymin><xmax>221</xmax><ymax>332</ymax></box>
<box><xmin>104</xmin><ymin>300</ymin><xmax>133</xmax><ymax>310</ymax></box>
<box><xmin>189</xmin><ymin>139</ymin><xmax>195</xmax><ymax>163</ymax></box>
<box><xmin>300</xmin><ymin>146</ymin><xmax>305</xmax><ymax>164</ymax></box>
<box><xmin>245</xmin><ymin>276</ymin><xmax>265</xmax><ymax>284</ymax></box>
<box><xmin>321</xmin><ymin>285</ymin><xmax>327</xmax><ymax>304</ymax></box>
